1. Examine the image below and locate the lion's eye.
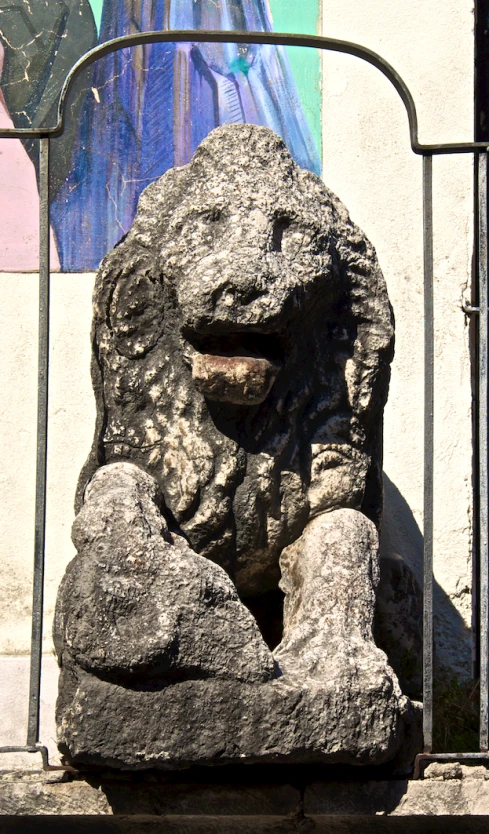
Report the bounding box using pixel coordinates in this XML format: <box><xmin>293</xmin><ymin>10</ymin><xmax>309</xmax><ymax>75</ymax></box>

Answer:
<box><xmin>271</xmin><ymin>216</ymin><xmax>292</xmax><ymax>252</ymax></box>
<box><xmin>202</xmin><ymin>206</ymin><xmax>222</xmax><ymax>223</ymax></box>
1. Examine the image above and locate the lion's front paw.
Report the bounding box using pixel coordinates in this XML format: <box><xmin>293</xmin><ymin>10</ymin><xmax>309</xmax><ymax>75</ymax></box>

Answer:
<box><xmin>54</xmin><ymin>462</ymin><xmax>275</xmax><ymax>686</ymax></box>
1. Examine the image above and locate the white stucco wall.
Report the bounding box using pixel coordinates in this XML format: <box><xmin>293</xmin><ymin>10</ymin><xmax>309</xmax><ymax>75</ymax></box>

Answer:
<box><xmin>0</xmin><ymin>273</ymin><xmax>95</xmax><ymax>655</ymax></box>
<box><xmin>0</xmin><ymin>0</ymin><xmax>476</xmax><ymax>764</ymax></box>
<box><xmin>0</xmin><ymin>274</ymin><xmax>95</xmax><ymax>764</ymax></box>
<box><xmin>320</xmin><ymin>0</ymin><xmax>475</xmax><ymax>676</ymax></box>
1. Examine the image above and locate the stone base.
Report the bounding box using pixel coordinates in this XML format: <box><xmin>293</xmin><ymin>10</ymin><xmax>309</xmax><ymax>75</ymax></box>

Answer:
<box><xmin>2</xmin><ymin>763</ymin><xmax>489</xmax><ymax>831</ymax></box>
<box><xmin>56</xmin><ymin>668</ymin><xmax>421</xmax><ymax>771</ymax></box>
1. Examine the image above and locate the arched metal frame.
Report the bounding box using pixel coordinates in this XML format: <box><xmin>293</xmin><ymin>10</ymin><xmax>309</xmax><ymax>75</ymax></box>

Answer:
<box><xmin>0</xmin><ymin>30</ymin><xmax>487</xmax><ymax>777</ymax></box>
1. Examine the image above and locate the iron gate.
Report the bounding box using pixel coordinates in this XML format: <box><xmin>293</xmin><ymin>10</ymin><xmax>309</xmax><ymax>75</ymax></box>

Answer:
<box><xmin>0</xmin><ymin>30</ymin><xmax>487</xmax><ymax>776</ymax></box>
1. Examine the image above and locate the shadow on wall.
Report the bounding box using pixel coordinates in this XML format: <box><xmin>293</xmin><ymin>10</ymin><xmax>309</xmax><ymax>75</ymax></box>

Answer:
<box><xmin>379</xmin><ymin>473</ymin><xmax>472</xmax><ymax>688</ymax></box>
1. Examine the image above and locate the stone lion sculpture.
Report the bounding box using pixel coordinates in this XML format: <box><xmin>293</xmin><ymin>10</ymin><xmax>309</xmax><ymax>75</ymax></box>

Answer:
<box><xmin>54</xmin><ymin>124</ymin><xmax>421</xmax><ymax>770</ymax></box>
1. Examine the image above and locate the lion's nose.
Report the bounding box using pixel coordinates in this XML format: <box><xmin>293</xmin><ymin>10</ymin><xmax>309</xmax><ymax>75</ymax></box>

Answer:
<box><xmin>227</xmin><ymin>209</ymin><xmax>271</xmax><ymax>253</ymax></box>
<box><xmin>211</xmin><ymin>277</ymin><xmax>269</xmax><ymax>313</ymax></box>
<box><xmin>234</xmin><ymin>208</ymin><xmax>269</xmax><ymax>239</ymax></box>
<box><xmin>215</xmin><ymin>286</ymin><xmax>236</xmax><ymax>309</ymax></box>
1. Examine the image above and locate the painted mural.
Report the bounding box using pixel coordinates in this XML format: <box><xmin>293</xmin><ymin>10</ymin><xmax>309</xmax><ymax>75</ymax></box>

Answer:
<box><xmin>0</xmin><ymin>39</ymin><xmax>60</xmax><ymax>270</ymax></box>
<box><xmin>0</xmin><ymin>0</ymin><xmax>97</xmax><ymax>269</ymax></box>
<box><xmin>0</xmin><ymin>0</ymin><xmax>321</xmax><ymax>271</ymax></box>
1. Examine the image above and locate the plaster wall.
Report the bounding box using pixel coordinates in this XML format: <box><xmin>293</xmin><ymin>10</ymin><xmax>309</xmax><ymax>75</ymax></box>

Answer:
<box><xmin>320</xmin><ymin>0</ymin><xmax>475</xmax><ymax>678</ymax></box>
<box><xmin>0</xmin><ymin>0</ymin><xmax>476</xmax><ymax>762</ymax></box>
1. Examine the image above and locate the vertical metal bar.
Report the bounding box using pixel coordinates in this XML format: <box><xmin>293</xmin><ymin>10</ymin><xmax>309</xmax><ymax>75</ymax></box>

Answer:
<box><xmin>26</xmin><ymin>137</ymin><xmax>50</xmax><ymax>747</ymax></box>
<box><xmin>423</xmin><ymin>153</ymin><xmax>434</xmax><ymax>753</ymax></box>
<box><xmin>479</xmin><ymin>151</ymin><xmax>489</xmax><ymax>752</ymax></box>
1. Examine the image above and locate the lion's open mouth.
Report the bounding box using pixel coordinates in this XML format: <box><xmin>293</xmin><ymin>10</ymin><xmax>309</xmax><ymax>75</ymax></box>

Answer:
<box><xmin>187</xmin><ymin>332</ymin><xmax>282</xmax><ymax>406</ymax></box>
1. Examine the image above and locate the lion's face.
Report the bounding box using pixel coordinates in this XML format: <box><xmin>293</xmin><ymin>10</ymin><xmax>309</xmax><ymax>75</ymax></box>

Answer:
<box><xmin>161</xmin><ymin>168</ymin><xmax>336</xmax><ymax>334</ymax></box>
<box><xmin>83</xmin><ymin>125</ymin><xmax>394</xmax><ymax>596</ymax></box>
<box><xmin>141</xmin><ymin>134</ymin><xmax>341</xmax><ymax>408</ymax></box>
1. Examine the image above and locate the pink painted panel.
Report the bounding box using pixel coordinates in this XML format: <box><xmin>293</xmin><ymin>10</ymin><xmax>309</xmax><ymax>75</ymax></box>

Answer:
<box><xmin>0</xmin><ymin>43</ymin><xmax>59</xmax><ymax>271</ymax></box>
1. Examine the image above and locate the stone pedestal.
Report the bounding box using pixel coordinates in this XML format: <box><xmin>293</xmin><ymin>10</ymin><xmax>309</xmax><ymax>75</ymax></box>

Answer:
<box><xmin>2</xmin><ymin>763</ymin><xmax>489</xmax><ymax>831</ymax></box>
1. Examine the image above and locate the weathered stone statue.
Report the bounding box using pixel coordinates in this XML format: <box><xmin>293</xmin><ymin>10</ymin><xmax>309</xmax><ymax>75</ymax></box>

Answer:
<box><xmin>54</xmin><ymin>125</ymin><xmax>421</xmax><ymax>769</ymax></box>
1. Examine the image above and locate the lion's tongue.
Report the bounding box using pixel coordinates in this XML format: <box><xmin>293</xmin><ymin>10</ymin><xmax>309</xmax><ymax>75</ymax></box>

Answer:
<box><xmin>191</xmin><ymin>353</ymin><xmax>279</xmax><ymax>405</ymax></box>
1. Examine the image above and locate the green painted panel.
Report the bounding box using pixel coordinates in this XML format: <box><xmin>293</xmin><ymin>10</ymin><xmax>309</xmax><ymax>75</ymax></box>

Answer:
<box><xmin>90</xmin><ymin>0</ymin><xmax>103</xmax><ymax>31</ymax></box>
<box><xmin>267</xmin><ymin>0</ymin><xmax>321</xmax><ymax>164</ymax></box>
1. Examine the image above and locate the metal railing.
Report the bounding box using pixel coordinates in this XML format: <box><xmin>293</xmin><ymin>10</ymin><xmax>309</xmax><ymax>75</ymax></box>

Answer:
<box><xmin>0</xmin><ymin>30</ymin><xmax>487</xmax><ymax>776</ymax></box>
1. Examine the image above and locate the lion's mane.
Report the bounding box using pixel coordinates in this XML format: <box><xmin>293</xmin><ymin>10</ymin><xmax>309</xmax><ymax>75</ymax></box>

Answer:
<box><xmin>78</xmin><ymin>125</ymin><xmax>394</xmax><ymax>596</ymax></box>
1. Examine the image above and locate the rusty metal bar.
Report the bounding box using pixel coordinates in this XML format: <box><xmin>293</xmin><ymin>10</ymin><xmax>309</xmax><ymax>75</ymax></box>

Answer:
<box><xmin>479</xmin><ymin>151</ymin><xmax>489</xmax><ymax>752</ymax></box>
<box><xmin>26</xmin><ymin>136</ymin><xmax>51</xmax><ymax>747</ymax></box>
<box><xmin>0</xmin><ymin>30</ymin><xmax>484</xmax><ymax>155</ymax></box>
<box><xmin>423</xmin><ymin>154</ymin><xmax>434</xmax><ymax>754</ymax></box>
<box><xmin>414</xmin><ymin>751</ymin><xmax>489</xmax><ymax>779</ymax></box>
<box><xmin>0</xmin><ymin>745</ymin><xmax>77</xmax><ymax>772</ymax></box>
